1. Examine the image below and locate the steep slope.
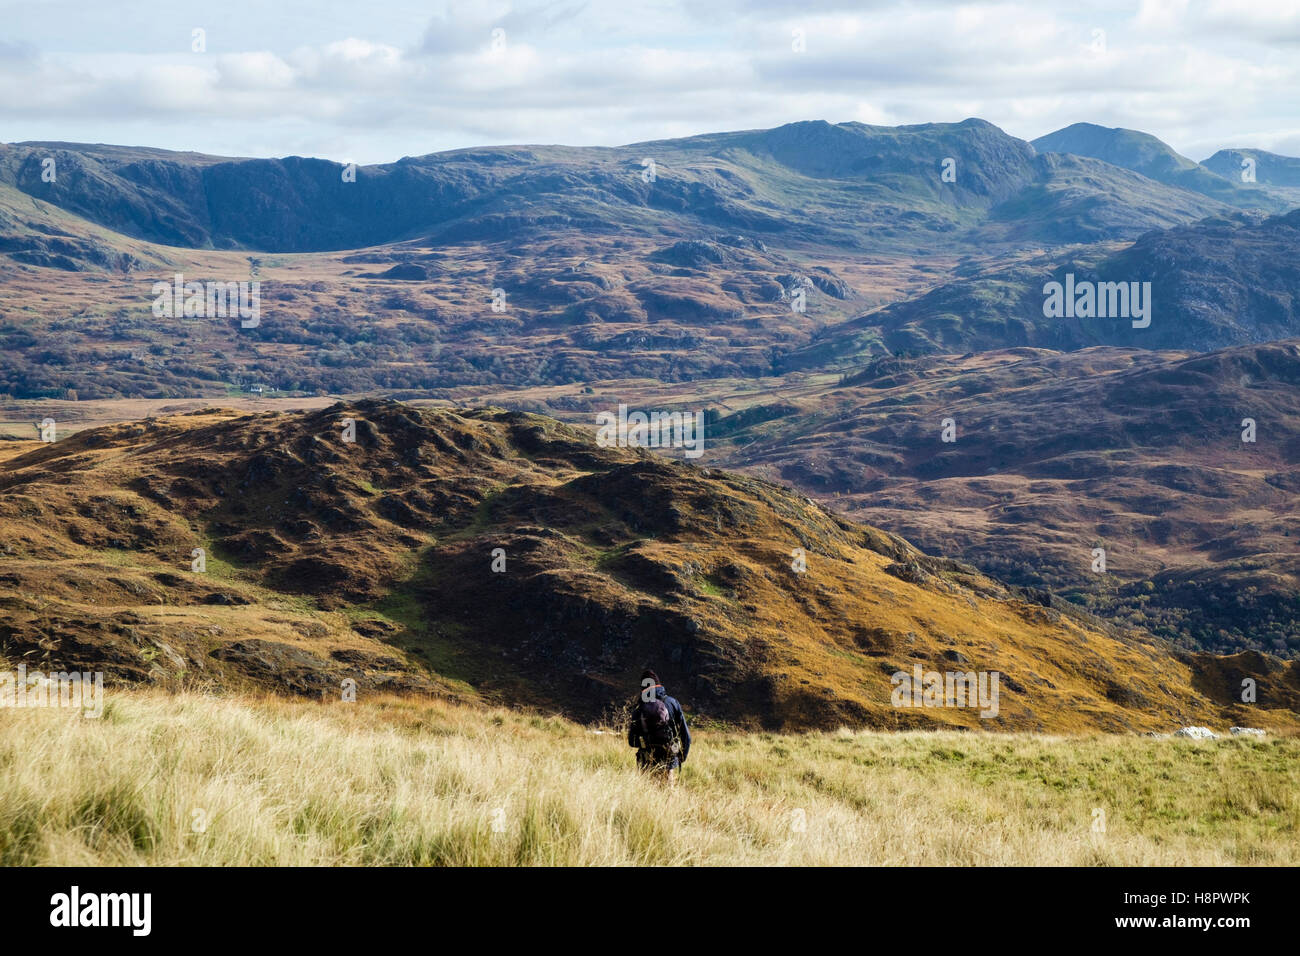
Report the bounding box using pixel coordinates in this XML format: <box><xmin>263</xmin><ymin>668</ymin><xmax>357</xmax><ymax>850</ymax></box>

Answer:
<box><xmin>0</xmin><ymin>180</ymin><xmax>167</xmax><ymax>273</ymax></box>
<box><xmin>1</xmin><ymin>400</ymin><xmax>1292</xmax><ymax>732</ymax></box>
<box><xmin>980</xmin><ymin>152</ymin><xmax>1231</xmax><ymax>244</ymax></box>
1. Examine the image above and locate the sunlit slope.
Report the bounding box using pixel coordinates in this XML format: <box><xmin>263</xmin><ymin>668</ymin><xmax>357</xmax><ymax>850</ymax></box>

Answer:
<box><xmin>1</xmin><ymin>400</ymin><xmax>1295</xmax><ymax>731</ymax></box>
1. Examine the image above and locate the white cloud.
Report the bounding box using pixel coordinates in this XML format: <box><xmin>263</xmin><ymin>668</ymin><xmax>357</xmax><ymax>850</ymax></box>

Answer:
<box><xmin>217</xmin><ymin>52</ymin><xmax>296</xmax><ymax>90</ymax></box>
<box><xmin>0</xmin><ymin>0</ymin><xmax>1296</xmax><ymax>164</ymax></box>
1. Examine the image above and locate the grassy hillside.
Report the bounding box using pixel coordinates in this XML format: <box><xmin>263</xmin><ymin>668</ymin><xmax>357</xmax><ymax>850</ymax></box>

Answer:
<box><xmin>1202</xmin><ymin>148</ymin><xmax>1300</xmax><ymax>209</ymax></box>
<box><xmin>1</xmin><ymin>689</ymin><xmax>1296</xmax><ymax>866</ymax></box>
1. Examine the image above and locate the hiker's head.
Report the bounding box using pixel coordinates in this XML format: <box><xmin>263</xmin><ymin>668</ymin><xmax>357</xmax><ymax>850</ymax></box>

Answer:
<box><xmin>641</xmin><ymin>669</ymin><xmax>659</xmax><ymax>685</ymax></box>
<box><xmin>640</xmin><ymin>669</ymin><xmax>664</xmax><ymax>701</ymax></box>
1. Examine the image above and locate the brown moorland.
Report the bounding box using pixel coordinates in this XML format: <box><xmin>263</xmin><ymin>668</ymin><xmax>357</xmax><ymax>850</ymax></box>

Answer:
<box><xmin>1</xmin><ymin>400</ymin><xmax>1295</xmax><ymax>733</ymax></box>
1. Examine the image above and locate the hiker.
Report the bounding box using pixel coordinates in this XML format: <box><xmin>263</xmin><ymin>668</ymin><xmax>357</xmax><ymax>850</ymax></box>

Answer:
<box><xmin>628</xmin><ymin>669</ymin><xmax>691</xmax><ymax>783</ymax></box>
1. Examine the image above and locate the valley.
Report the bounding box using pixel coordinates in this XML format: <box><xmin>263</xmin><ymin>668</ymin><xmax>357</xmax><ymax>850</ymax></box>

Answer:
<box><xmin>3</xmin><ymin>116</ymin><xmax>1299</xmax><ymax>732</ymax></box>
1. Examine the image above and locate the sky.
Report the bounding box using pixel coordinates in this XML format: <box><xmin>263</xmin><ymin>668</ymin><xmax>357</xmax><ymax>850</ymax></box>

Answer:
<box><xmin>2</xmin><ymin>0</ymin><xmax>1299</xmax><ymax>165</ymax></box>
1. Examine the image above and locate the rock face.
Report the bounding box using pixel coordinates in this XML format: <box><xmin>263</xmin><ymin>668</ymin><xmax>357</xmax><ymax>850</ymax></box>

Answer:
<box><xmin>4</xmin><ymin>401</ymin><xmax>1297</xmax><ymax>732</ymax></box>
<box><xmin>650</xmin><ymin>240</ymin><xmax>725</xmax><ymax>269</ymax></box>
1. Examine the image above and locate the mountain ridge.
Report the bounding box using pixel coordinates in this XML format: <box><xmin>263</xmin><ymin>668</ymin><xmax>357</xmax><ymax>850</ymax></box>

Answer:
<box><xmin>0</xmin><ymin>118</ymin><xmax>1261</xmax><ymax>255</ymax></box>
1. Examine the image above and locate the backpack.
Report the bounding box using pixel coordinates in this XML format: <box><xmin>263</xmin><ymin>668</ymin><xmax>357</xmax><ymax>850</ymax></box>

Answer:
<box><xmin>639</xmin><ymin>698</ymin><xmax>678</xmax><ymax>750</ymax></box>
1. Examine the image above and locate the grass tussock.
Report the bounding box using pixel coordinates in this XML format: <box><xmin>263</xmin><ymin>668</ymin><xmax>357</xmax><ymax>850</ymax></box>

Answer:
<box><xmin>1</xmin><ymin>690</ymin><xmax>1297</xmax><ymax>866</ymax></box>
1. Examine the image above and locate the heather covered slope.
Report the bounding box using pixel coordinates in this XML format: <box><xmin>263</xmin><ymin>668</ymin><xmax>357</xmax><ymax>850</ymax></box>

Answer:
<box><xmin>695</xmin><ymin>343</ymin><xmax>1300</xmax><ymax>659</ymax></box>
<box><xmin>2</xmin><ymin>400</ymin><xmax>1293</xmax><ymax>732</ymax></box>
<box><xmin>0</xmin><ymin>225</ymin><xmax>883</xmax><ymax>400</ymax></box>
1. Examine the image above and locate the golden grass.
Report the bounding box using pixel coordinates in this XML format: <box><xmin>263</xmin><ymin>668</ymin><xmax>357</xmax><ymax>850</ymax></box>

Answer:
<box><xmin>2</xmin><ymin>689</ymin><xmax>1296</xmax><ymax>866</ymax></box>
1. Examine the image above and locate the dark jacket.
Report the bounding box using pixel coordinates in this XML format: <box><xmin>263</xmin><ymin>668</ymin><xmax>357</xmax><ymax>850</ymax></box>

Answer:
<box><xmin>628</xmin><ymin>684</ymin><xmax>691</xmax><ymax>762</ymax></box>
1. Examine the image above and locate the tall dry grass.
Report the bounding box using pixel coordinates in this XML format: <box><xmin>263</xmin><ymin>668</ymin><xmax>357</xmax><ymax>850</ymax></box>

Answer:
<box><xmin>1</xmin><ymin>690</ymin><xmax>1296</xmax><ymax>866</ymax></box>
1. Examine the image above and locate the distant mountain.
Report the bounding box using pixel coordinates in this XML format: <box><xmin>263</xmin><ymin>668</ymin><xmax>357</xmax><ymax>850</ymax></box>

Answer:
<box><xmin>1202</xmin><ymin>147</ymin><xmax>1300</xmax><ymax>188</ymax></box>
<box><xmin>0</xmin><ymin>118</ymin><xmax>1291</xmax><ymax>401</ymax></box>
<box><xmin>1032</xmin><ymin>122</ymin><xmax>1289</xmax><ymax>211</ymax></box>
<box><xmin>2</xmin><ymin>399</ymin><xmax>1292</xmax><ymax>732</ymax></box>
<box><xmin>0</xmin><ymin>119</ymin><xmax>1236</xmax><ymax>256</ymax></box>
<box><xmin>784</xmin><ymin>208</ymin><xmax>1300</xmax><ymax>365</ymax></box>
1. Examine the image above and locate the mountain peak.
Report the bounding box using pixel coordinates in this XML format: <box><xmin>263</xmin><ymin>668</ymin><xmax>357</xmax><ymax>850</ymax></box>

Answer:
<box><xmin>1032</xmin><ymin>122</ymin><xmax>1284</xmax><ymax>210</ymax></box>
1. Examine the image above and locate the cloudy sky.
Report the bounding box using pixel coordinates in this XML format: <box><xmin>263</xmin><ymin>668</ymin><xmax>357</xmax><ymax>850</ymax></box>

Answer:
<box><xmin>2</xmin><ymin>0</ymin><xmax>1298</xmax><ymax>164</ymax></box>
